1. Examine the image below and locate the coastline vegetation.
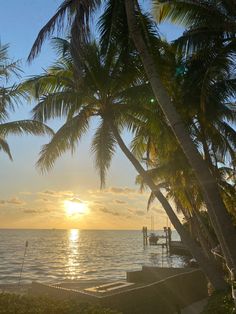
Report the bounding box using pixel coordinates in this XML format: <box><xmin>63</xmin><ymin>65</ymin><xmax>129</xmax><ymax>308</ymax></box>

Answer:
<box><xmin>202</xmin><ymin>291</ymin><xmax>235</xmax><ymax>314</ymax></box>
<box><xmin>1</xmin><ymin>0</ymin><xmax>236</xmax><ymax>312</ymax></box>
<box><xmin>22</xmin><ymin>0</ymin><xmax>236</xmax><ymax>293</ymax></box>
<box><xmin>0</xmin><ymin>44</ymin><xmax>53</xmax><ymax>160</ymax></box>
<box><xmin>0</xmin><ymin>293</ymin><xmax>121</xmax><ymax>314</ymax></box>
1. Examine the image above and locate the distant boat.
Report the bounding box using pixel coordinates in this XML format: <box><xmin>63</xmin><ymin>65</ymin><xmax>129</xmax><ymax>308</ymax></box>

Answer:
<box><xmin>149</xmin><ymin>233</ymin><xmax>159</xmax><ymax>245</ymax></box>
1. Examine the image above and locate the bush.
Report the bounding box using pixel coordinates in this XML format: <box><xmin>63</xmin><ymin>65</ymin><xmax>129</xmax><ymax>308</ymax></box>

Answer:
<box><xmin>0</xmin><ymin>293</ymin><xmax>122</xmax><ymax>314</ymax></box>
<box><xmin>201</xmin><ymin>291</ymin><xmax>235</xmax><ymax>314</ymax></box>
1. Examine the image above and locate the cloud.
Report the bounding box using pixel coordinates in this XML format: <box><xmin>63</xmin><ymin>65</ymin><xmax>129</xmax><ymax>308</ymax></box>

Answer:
<box><xmin>19</xmin><ymin>191</ymin><xmax>32</xmax><ymax>196</ymax></box>
<box><xmin>93</xmin><ymin>200</ymin><xmax>103</xmax><ymax>204</ymax></box>
<box><xmin>108</xmin><ymin>187</ymin><xmax>137</xmax><ymax>194</ymax></box>
<box><xmin>151</xmin><ymin>206</ymin><xmax>165</xmax><ymax>215</ymax></box>
<box><xmin>127</xmin><ymin>208</ymin><xmax>146</xmax><ymax>216</ymax></box>
<box><xmin>39</xmin><ymin>190</ymin><xmax>74</xmax><ymax>198</ymax></box>
<box><xmin>99</xmin><ymin>207</ymin><xmax>121</xmax><ymax>217</ymax></box>
<box><xmin>23</xmin><ymin>209</ymin><xmax>52</xmax><ymax>214</ymax></box>
<box><xmin>114</xmin><ymin>199</ymin><xmax>126</xmax><ymax>204</ymax></box>
<box><xmin>134</xmin><ymin>210</ymin><xmax>146</xmax><ymax>216</ymax></box>
<box><xmin>7</xmin><ymin>198</ymin><xmax>25</xmax><ymax>205</ymax></box>
<box><xmin>42</xmin><ymin>190</ymin><xmax>56</xmax><ymax>195</ymax></box>
<box><xmin>70</xmin><ymin>198</ymin><xmax>83</xmax><ymax>203</ymax></box>
<box><xmin>23</xmin><ymin>209</ymin><xmax>39</xmax><ymax>214</ymax></box>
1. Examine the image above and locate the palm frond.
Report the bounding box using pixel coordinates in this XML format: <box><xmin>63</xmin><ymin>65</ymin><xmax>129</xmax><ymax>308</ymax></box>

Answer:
<box><xmin>0</xmin><ymin>120</ymin><xmax>54</xmax><ymax>137</ymax></box>
<box><xmin>0</xmin><ymin>137</ymin><xmax>12</xmax><ymax>160</ymax></box>
<box><xmin>99</xmin><ymin>0</ymin><xmax>129</xmax><ymax>54</ymax></box>
<box><xmin>32</xmin><ymin>91</ymin><xmax>83</xmax><ymax>122</ymax></box>
<box><xmin>147</xmin><ymin>191</ymin><xmax>156</xmax><ymax>211</ymax></box>
<box><xmin>28</xmin><ymin>0</ymin><xmax>74</xmax><ymax>62</ymax></box>
<box><xmin>91</xmin><ymin>119</ymin><xmax>116</xmax><ymax>188</ymax></box>
<box><xmin>37</xmin><ymin>109</ymin><xmax>90</xmax><ymax>172</ymax></box>
<box><xmin>153</xmin><ymin>0</ymin><xmax>228</xmax><ymax>26</ymax></box>
<box><xmin>28</xmin><ymin>0</ymin><xmax>101</xmax><ymax>62</ymax></box>
<box><xmin>0</xmin><ymin>44</ymin><xmax>22</xmax><ymax>80</ymax></box>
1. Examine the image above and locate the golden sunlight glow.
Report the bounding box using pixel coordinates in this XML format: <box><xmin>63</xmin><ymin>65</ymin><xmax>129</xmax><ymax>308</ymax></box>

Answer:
<box><xmin>64</xmin><ymin>199</ymin><xmax>88</xmax><ymax>217</ymax></box>
<box><xmin>69</xmin><ymin>228</ymin><xmax>79</xmax><ymax>243</ymax></box>
<box><xmin>67</xmin><ymin>229</ymin><xmax>80</xmax><ymax>279</ymax></box>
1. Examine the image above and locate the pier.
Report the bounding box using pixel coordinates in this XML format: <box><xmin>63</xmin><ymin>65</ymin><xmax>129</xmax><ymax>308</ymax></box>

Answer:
<box><xmin>142</xmin><ymin>226</ymin><xmax>191</xmax><ymax>256</ymax></box>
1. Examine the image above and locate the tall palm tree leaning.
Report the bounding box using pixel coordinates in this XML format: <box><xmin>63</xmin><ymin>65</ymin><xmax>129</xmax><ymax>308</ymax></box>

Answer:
<box><xmin>124</xmin><ymin>0</ymin><xmax>236</xmax><ymax>274</ymax></box>
<box><xmin>27</xmin><ymin>0</ymin><xmax>236</xmax><ymax>273</ymax></box>
<box><xmin>0</xmin><ymin>43</ymin><xmax>53</xmax><ymax>160</ymax></box>
<box><xmin>25</xmin><ymin>38</ymin><xmax>227</xmax><ymax>289</ymax></box>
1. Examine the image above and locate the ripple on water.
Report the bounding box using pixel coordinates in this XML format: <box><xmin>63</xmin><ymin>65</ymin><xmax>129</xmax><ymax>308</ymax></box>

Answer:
<box><xmin>0</xmin><ymin>229</ymin><xmax>184</xmax><ymax>284</ymax></box>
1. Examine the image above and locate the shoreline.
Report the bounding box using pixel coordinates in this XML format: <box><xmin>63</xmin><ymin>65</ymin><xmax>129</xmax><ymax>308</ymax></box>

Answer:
<box><xmin>0</xmin><ymin>279</ymin><xmax>113</xmax><ymax>295</ymax></box>
<box><xmin>0</xmin><ymin>284</ymin><xmax>30</xmax><ymax>295</ymax></box>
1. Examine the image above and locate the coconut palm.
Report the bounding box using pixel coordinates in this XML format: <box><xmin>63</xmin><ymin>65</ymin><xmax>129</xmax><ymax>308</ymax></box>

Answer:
<box><xmin>153</xmin><ymin>0</ymin><xmax>236</xmax><ymax>58</ymax></box>
<box><xmin>25</xmin><ymin>38</ymin><xmax>228</xmax><ymax>289</ymax></box>
<box><xmin>0</xmin><ymin>43</ymin><xmax>53</xmax><ymax>160</ymax></box>
<box><xmin>131</xmin><ymin>36</ymin><xmax>236</xmax><ymax>224</ymax></box>
<box><xmin>123</xmin><ymin>0</ymin><xmax>236</xmax><ymax>272</ymax></box>
<box><xmin>174</xmin><ymin>44</ymin><xmax>236</xmax><ymax>221</ymax></box>
<box><xmin>28</xmin><ymin>0</ymin><xmax>101</xmax><ymax>75</ymax></box>
<box><xmin>153</xmin><ymin>0</ymin><xmax>236</xmax><ymax>185</ymax></box>
<box><xmin>28</xmin><ymin>0</ymin><xmax>236</xmax><ymax>273</ymax></box>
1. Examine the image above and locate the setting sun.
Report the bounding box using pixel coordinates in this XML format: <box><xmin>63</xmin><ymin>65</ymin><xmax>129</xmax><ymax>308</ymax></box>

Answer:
<box><xmin>64</xmin><ymin>199</ymin><xmax>88</xmax><ymax>217</ymax></box>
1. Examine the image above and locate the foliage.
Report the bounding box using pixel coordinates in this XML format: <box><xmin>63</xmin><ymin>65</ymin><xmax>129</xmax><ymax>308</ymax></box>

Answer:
<box><xmin>201</xmin><ymin>291</ymin><xmax>235</xmax><ymax>314</ymax></box>
<box><xmin>24</xmin><ymin>38</ymin><xmax>152</xmax><ymax>187</ymax></box>
<box><xmin>0</xmin><ymin>293</ymin><xmax>122</xmax><ymax>314</ymax></box>
<box><xmin>183</xmin><ymin>210</ymin><xmax>216</xmax><ymax>235</ymax></box>
<box><xmin>26</xmin><ymin>0</ymin><xmax>236</xmax><ymax>285</ymax></box>
<box><xmin>0</xmin><ymin>43</ymin><xmax>53</xmax><ymax>160</ymax></box>
<box><xmin>28</xmin><ymin>0</ymin><xmax>101</xmax><ymax>62</ymax></box>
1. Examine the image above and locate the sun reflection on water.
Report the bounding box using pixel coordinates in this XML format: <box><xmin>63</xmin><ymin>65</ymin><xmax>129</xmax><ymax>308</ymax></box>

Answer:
<box><xmin>70</xmin><ymin>229</ymin><xmax>79</xmax><ymax>242</ymax></box>
<box><xmin>66</xmin><ymin>229</ymin><xmax>80</xmax><ymax>279</ymax></box>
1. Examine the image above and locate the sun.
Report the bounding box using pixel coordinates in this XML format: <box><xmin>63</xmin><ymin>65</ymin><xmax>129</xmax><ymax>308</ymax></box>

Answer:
<box><xmin>64</xmin><ymin>199</ymin><xmax>88</xmax><ymax>217</ymax></box>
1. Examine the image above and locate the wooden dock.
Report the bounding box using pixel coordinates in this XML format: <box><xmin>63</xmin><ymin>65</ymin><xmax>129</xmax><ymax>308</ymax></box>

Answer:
<box><xmin>142</xmin><ymin>226</ymin><xmax>191</xmax><ymax>256</ymax></box>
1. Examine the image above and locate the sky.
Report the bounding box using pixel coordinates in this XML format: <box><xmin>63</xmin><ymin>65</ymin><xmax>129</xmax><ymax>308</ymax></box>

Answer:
<box><xmin>0</xmin><ymin>1</ymin><xmax>183</xmax><ymax>230</ymax></box>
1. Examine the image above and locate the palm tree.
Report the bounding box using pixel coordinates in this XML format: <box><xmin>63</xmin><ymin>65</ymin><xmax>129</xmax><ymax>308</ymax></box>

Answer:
<box><xmin>24</xmin><ymin>38</ymin><xmax>227</xmax><ymax>289</ymax></box>
<box><xmin>125</xmin><ymin>33</ymin><xmax>236</xmax><ymax>276</ymax></box>
<box><xmin>153</xmin><ymin>0</ymin><xmax>236</xmax><ymax>60</ymax></box>
<box><xmin>153</xmin><ymin>0</ymin><xmax>236</xmax><ymax>195</ymax></box>
<box><xmin>28</xmin><ymin>0</ymin><xmax>101</xmax><ymax>75</ymax></box>
<box><xmin>110</xmin><ymin>123</ymin><xmax>226</xmax><ymax>289</ymax></box>
<box><xmin>0</xmin><ymin>43</ymin><xmax>53</xmax><ymax>160</ymax></box>
<box><xmin>124</xmin><ymin>0</ymin><xmax>236</xmax><ymax>273</ymax></box>
<box><xmin>28</xmin><ymin>0</ymin><xmax>236</xmax><ymax>273</ymax></box>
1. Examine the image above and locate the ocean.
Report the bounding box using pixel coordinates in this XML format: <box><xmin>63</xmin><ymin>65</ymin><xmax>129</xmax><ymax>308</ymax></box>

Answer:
<box><xmin>0</xmin><ymin>229</ymin><xmax>184</xmax><ymax>284</ymax></box>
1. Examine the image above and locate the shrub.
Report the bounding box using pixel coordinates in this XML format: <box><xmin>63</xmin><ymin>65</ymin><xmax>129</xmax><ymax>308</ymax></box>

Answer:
<box><xmin>201</xmin><ymin>291</ymin><xmax>235</xmax><ymax>314</ymax></box>
<box><xmin>0</xmin><ymin>293</ymin><xmax>122</xmax><ymax>314</ymax></box>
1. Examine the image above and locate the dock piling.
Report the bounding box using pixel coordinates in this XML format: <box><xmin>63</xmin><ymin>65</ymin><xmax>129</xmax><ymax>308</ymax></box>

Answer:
<box><xmin>142</xmin><ymin>226</ymin><xmax>148</xmax><ymax>246</ymax></box>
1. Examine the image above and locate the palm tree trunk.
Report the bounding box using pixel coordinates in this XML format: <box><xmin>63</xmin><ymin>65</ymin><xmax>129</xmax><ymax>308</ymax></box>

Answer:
<box><xmin>124</xmin><ymin>0</ymin><xmax>236</xmax><ymax>273</ymax></box>
<box><xmin>111</xmin><ymin>124</ymin><xmax>227</xmax><ymax>290</ymax></box>
<box><xmin>176</xmin><ymin>201</ymin><xmax>212</xmax><ymax>259</ymax></box>
<box><xmin>193</xmin><ymin>210</ymin><xmax>217</xmax><ymax>249</ymax></box>
<box><xmin>184</xmin><ymin>189</ymin><xmax>217</xmax><ymax>249</ymax></box>
<box><xmin>191</xmin><ymin>213</ymin><xmax>213</xmax><ymax>259</ymax></box>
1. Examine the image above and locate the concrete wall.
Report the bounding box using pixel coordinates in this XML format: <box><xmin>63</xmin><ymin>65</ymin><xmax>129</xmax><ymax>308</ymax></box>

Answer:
<box><xmin>30</xmin><ymin>282</ymin><xmax>96</xmax><ymax>303</ymax></box>
<box><xmin>30</xmin><ymin>269</ymin><xmax>208</xmax><ymax>314</ymax></box>
<box><xmin>101</xmin><ymin>269</ymin><xmax>208</xmax><ymax>314</ymax></box>
<box><xmin>127</xmin><ymin>267</ymin><xmax>196</xmax><ymax>283</ymax></box>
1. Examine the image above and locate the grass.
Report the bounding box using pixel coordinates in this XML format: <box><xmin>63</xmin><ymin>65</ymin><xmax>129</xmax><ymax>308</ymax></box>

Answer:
<box><xmin>0</xmin><ymin>293</ymin><xmax>122</xmax><ymax>314</ymax></box>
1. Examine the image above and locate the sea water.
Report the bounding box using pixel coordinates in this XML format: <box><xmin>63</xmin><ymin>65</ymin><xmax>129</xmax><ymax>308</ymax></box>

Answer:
<box><xmin>0</xmin><ymin>229</ymin><xmax>184</xmax><ymax>284</ymax></box>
